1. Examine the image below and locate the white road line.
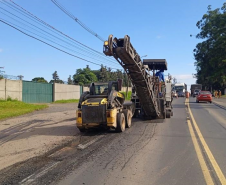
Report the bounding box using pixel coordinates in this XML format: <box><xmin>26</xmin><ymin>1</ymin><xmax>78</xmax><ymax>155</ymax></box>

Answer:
<box><xmin>77</xmin><ymin>135</ymin><xmax>105</xmax><ymax>150</ymax></box>
<box><xmin>20</xmin><ymin>161</ymin><xmax>60</xmax><ymax>185</ymax></box>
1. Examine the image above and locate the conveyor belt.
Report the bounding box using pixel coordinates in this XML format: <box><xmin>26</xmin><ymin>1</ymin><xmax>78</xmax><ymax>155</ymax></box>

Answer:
<box><xmin>104</xmin><ymin>35</ymin><xmax>160</xmax><ymax>118</ymax></box>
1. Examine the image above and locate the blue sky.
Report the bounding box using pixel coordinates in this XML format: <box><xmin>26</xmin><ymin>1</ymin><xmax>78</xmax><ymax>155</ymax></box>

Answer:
<box><xmin>0</xmin><ymin>0</ymin><xmax>225</xmax><ymax>90</ymax></box>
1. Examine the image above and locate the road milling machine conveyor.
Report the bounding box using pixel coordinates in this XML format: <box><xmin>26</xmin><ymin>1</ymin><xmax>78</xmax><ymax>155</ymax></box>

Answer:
<box><xmin>76</xmin><ymin>35</ymin><xmax>173</xmax><ymax>133</ymax></box>
<box><xmin>103</xmin><ymin>35</ymin><xmax>173</xmax><ymax>119</ymax></box>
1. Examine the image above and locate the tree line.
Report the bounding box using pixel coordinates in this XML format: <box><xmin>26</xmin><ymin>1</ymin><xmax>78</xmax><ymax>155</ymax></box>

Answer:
<box><xmin>193</xmin><ymin>3</ymin><xmax>226</xmax><ymax>92</ymax></box>
<box><xmin>32</xmin><ymin>65</ymin><xmax>130</xmax><ymax>86</ymax></box>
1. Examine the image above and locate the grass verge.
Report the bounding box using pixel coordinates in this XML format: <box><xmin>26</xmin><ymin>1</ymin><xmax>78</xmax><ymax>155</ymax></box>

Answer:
<box><xmin>53</xmin><ymin>99</ymin><xmax>79</xmax><ymax>103</ymax></box>
<box><xmin>0</xmin><ymin>100</ymin><xmax>48</xmax><ymax>120</ymax></box>
<box><xmin>121</xmin><ymin>91</ymin><xmax>132</xmax><ymax>101</ymax></box>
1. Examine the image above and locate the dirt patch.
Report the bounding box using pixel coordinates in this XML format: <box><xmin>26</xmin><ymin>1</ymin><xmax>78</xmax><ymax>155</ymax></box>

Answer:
<box><xmin>0</xmin><ymin>103</ymin><xmax>80</xmax><ymax>170</ymax></box>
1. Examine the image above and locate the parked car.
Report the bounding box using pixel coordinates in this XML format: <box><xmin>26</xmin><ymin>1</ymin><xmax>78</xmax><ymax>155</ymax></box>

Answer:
<box><xmin>193</xmin><ymin>89</ymin><xmax>201</xmax><ymax>97</ymax></box>
<box><xmin>196</xmin><ymin>91</ymin><xmax>212</xmax><ymax>103</ymax></box>
<box><xmin>178</xmin><ymin>91</ymin><xmax>185</xmax><ymax>97</ymax></box>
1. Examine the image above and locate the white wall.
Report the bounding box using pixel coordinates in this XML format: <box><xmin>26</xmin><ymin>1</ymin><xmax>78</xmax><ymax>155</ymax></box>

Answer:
<box><xmin>83</xmin><ymin>86</ymin><xmax>89</xmax><ymax>92</ymax></box>
<box><xmin>0</xmin><ymin>80</ymin><xmax>134</xmax><ymax>102</ymax></box>
<box><xmin>0</xmin><ymin>79</ymin><xmax>22</xmax><ymax>100</ymax></box>
<box><xmin>54</xmin><ymin>83</ymin><xmax>80</xmax><ymax>101</ymax></box>
<box><xmin>0</xmin><ymin>79</ymin><xmax>5</xmax><ymax>100</ymax></box>
<box><xmin>121</xmin><ymin>87</ymin><xmax>132</xmax><ymax>92</ymax></box>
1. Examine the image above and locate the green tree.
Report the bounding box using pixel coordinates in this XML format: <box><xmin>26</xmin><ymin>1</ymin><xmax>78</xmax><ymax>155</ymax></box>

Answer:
<box><xmin>32</xmin><ymin>77</ymin><xmax>48</xmax><ymax>83</ymax></box>
<box><xmin>194</xmin><ymin>3</ymin><xmax>226</xmax><ymax>91</ymax></box>
<box><xmin>49</xmin><ymin>79</ymin><xmax>64</xmax><ymax>84</ymax></box>
<box><xmin>73</xmin><ymin>68</ymin><xmax>97</xmax><ymax>86</ymax></box>
<box><xmin>67</xmin><ymin>75</ymin><xmax>73</xmax><ymax>85</ymax></box>
<box><xmin>50</xmin><ymin>71</ymin><xmax>64</xmax><ymax>84</ymax></box>
<box><xmin>52</xmin><ymin>71</ymin><xmax>59</xmax><ymax>82</ymax></box>
<box><xmin>99</xmin><ymin>65</ymin><xmax>109</xmax><ymax>82</ymax></box>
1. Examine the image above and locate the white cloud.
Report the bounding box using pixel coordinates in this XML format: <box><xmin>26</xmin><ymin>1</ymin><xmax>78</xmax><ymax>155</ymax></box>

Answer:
<box><xmin>0</xmin><ymin>48</ymin><xmax>2</xmax><ymax>52</ymax></box>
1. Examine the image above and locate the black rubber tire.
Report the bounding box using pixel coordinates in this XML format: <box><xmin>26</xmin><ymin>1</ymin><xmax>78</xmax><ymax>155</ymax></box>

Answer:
<box><xmin>166</xmin><ymin>109</ymin><xmax>171</xmax><ymax>118</ymax></box>
<box><xmin>116</xmin><ymin>113</ymin><xmax>126</xmax><ymax>132</ymax></box>
<box><xmin>123</xmin><ymin>110</ymin><xmax>132</xmax><ymax>128</ymax></box>
<box><xmin>159</xmin><ymin>99</ymin><xmax>166</xmax><ymax>119</ymax></box>
<box><xmin>196</xmin><ymin>100</ymin><xmax>199</xmax><ymax>103</ymax></box>
<box><xmin>209</xmin><ymin>101</ymin><xmax>212</xmax><ymax>103</ymax></box>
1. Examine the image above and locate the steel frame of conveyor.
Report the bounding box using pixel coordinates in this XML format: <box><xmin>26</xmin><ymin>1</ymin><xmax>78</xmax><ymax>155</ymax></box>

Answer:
<box><xmin>106</xmin><ymin>35</ymin><xmax>160</xmax><ymax>118</ymax></box>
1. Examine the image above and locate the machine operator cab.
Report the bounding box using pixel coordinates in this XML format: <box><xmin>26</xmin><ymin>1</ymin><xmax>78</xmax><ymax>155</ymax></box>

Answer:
<box><xmin>143</xmin><ymin>59</ymin><xmax>168</xmax><ymax>97</ymax></box>
<box><xmin>89</xmin><ymin>79</ymin><xmax>123</xmax><ymax>96</ymax></box>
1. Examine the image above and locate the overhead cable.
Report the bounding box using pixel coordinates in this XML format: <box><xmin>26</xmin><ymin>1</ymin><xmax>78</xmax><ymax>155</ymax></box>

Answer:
<box><xmin>51</xmin><ymin>0</ymin><xmax>105</xmax><ymax>42</ymax></box>
<box><xmin>4</xmin><ymin>0</ymin><xmax>120</xmax><ymax>66</ymax></box>
<box><xmin>0</xmin><ymin>0</ymin><xmax>121</xmax><ymax>69</ymax></box>
<box><xmin>0</xmin><ymin>18</ymin><xmax>104</xmax><ymax>67</ymax></box>
<box><xmin>0</xmin><ymin>6</ymin><xmax>120</xmax><ymax>67</ymax></box>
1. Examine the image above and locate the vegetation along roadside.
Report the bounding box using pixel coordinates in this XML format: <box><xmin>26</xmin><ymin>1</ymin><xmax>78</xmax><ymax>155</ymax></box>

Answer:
<box><xmin>0</xmin><ymin>98</ymin><xmax>48</xmax><ymax>120</ymax></box>
<box><xmin>52</xmin><ymin>99</ymin><xmax>79</xmax><ymax>103</ymax></box>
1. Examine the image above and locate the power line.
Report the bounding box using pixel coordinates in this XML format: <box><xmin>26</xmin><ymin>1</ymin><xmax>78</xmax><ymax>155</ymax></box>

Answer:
<box><xmin>0</xmin><ymin>8</ymin><xmax>120</xmax><ymax>67</ymax></box>
<box><xmin>51</xmin><ymin>0</ymin><xmax>105</xmax><ymax>42</ymax></box>
<box><xmin>2</xmin><ymin>0</ymin><xmax>120</xmax><ymax>66</ymax></box>
<box><xmin>1</xmin><ymin>0</ymin><xmax>120</xmax><ymax>68</ymax></box>
<box><xmin>6</xmin><ymin>0</ymin><xmax>110</xmax><ymax>57</ymax></box>
<box><xmin>0</xmin><ymin>18</ymin><xmax>105</xmax><ymax>67</ymax></box>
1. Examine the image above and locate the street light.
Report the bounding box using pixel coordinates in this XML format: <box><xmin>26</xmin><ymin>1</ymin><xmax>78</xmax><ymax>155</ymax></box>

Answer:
<box><xmin>141</xmin><ymin>55</ymin><xmax>147</xmax><ymax>58</ymax></box>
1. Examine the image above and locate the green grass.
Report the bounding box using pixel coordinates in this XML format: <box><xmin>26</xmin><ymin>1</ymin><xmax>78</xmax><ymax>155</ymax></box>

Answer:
<box><xmin>53</xmin><ymin>99</ymin><xmax>79</xmax><ymax>103</ymax></box>
<box><xmin>121</xmin><ymin>91</ymin><xmax>132</xmax><ymax>101</ymax></box>
<box><xmin>0</xmin><ymin>99</ymin><xmax>48</xmax><ymax>120</ymax></box>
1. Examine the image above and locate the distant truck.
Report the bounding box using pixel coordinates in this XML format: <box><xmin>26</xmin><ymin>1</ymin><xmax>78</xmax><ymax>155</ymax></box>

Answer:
<box><xmin>173</xmin><ymin>83</ymin><xmax>187</xmax><ymax>97</ymax></box>
<box><xmin>190</xmin><ymin>84</ymin><xmax>202</xmax><ymax>97</ymax></box>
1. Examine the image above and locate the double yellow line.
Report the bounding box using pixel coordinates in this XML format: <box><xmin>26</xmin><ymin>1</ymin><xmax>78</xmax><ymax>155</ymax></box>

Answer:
<box><xmin>186</xmin><ymin>98</ymin><xmax>226</xmax><ymax>185</ymax></box>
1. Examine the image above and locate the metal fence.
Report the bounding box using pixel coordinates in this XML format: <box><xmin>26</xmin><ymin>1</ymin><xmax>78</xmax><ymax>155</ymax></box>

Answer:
<box><xmin>22</xmin><ymin>81</ymin><xmax>53</xmax><ymax>103</ymax></box>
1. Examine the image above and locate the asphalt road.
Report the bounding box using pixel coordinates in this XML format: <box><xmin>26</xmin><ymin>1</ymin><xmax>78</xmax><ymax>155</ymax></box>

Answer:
<box><xmin>1</xmin><ymin>97</ymin><xmax>226</xmax><ymax>185</ymax></box>
<box><xmin>188</xmin><ymin>97</ymin><xmax>226</xmax><ymax>185</ymax></box>
<box><xmin>57</xmin><ymin>98</ymin><xmax>204</xmax><ymax>185</ymax></box>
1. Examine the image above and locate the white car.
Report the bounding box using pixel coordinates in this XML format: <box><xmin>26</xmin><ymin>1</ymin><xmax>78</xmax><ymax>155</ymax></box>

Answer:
<box><xmin>172</xmin><ymin>91</ymin><xmax>178</xmax><ymax>97</ymax></box>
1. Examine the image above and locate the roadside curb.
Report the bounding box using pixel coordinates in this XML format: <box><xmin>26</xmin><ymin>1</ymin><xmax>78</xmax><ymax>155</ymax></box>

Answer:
<box><xmin>212</xmin><ymin>101</ymin><xmax>226</xmax><ymax>110</ymax></box>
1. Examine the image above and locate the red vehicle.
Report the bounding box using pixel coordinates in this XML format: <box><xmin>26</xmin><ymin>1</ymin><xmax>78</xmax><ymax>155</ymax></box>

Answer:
<box><xmin>196</xmin><ymin>91</ymin><xmax>212</xmax><ymax>103</ymax></box>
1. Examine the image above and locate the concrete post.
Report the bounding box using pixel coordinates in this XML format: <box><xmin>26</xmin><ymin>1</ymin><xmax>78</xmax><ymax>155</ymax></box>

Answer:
<box><xmin>53</xmin><ymin>82</ymin><xmax>55</xmax><ymax>102</ymax></box>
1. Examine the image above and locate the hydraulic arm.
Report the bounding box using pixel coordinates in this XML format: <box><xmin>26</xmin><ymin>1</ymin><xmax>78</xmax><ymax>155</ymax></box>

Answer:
<box><xmin>103</xmin><ymin>35</ymin><xmax>160</xmax><ymax>118</ymax></box>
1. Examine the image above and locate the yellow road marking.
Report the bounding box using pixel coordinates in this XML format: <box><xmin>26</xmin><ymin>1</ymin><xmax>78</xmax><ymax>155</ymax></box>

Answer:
<box><xmin>187</xmin><ymin>119</ymin><xmax>214</xmax><ymax>184</ymax></box>
<box><xmin>186</xmin><ymin>98</ymin><xmax>226</xmax><ymax>185</ymax></box>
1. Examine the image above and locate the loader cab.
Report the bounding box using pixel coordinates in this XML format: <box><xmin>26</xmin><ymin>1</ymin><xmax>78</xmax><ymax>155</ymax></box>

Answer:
<box><xmin>89</xmin><ymin>79</ymin><xmax>122</xmax><ymax>96</ymax></box>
